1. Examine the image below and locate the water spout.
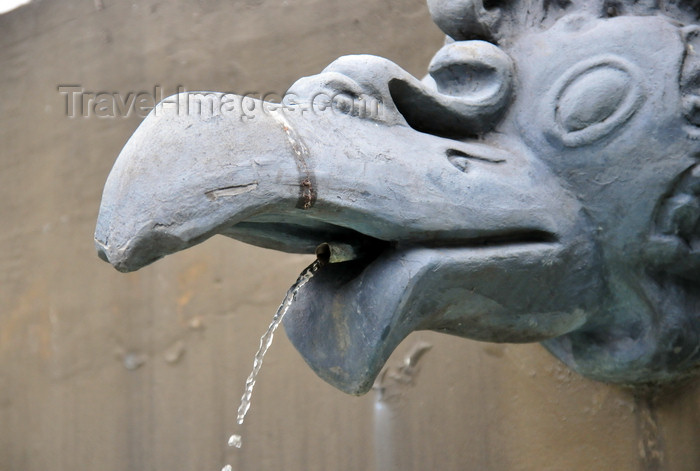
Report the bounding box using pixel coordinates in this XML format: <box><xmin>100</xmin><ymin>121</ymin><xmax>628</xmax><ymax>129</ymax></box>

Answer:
<box><xmin>315</xmin><ymin>242</ymin><xmax>364</xmax><ymax>264</ymax></box>
<box><xmin>236</xmin><ymin>259</ymin><xmax>323</xmax><ymax>426</ymax></box>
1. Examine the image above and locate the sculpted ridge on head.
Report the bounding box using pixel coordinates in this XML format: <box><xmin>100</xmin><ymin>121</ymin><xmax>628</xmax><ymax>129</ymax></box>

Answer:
<box><xmin>95</xmin><ymin>0</ymin><xmax>700</xmax><ymax>394</ymax></box>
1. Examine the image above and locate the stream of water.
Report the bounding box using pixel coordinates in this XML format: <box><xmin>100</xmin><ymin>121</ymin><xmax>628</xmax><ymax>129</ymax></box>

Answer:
<box><xmin>228</xmin><ymin>259</ymin><xmax>322</xmax><ymax>452</ymax></box>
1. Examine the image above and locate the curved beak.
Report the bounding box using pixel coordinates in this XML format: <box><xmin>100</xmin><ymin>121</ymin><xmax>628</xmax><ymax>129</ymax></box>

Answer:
<box><xmin>95</xmin><ymin>91</ymin><xmax>569</xmax><ymax>268</ymax></box>
<box><xmin>95</xmin><ymin>57</ymin><xmax>600</xmax><ymax>394</ymax></box>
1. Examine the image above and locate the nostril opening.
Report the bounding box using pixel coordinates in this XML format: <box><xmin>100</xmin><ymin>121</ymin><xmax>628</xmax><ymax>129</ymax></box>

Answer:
<box><xmin>388</xmin><ymin>78</ymin><xmax>479</xmax><ymax>139</ymax></box>
<box><xmin>446</xmin><ymin>148</ymin><xmax>505</xmax><ymax>173</ymax></box>
<box><xmin>388</xmin><ymin>41</ymin><xmax>514</xmax><ymax>138</ymax></box>
<box><xmin>446</xmin><ymin>149</ymin><xmax>472</xmax><ymax>172</ymax></box>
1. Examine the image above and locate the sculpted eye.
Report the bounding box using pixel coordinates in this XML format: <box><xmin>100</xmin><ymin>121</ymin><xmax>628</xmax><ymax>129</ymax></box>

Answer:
<box><xmin>550</xmin><ymin>56</ymin><xmax>645</xmax><ymax>146</ymax></box>
<box><xmin>558</xmin><ymin>68</ymin><xmax>628</xmax><ymax>131</ymax></box>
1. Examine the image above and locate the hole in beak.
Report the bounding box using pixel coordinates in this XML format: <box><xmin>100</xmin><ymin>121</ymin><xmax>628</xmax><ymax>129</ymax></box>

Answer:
<box><xmin>446</xmin><ymin>149</ymin><xmax>472</xmax><ymax>172</ymax></box>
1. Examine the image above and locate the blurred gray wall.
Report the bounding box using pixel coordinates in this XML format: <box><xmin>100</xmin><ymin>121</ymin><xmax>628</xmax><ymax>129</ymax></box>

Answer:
<box><xmin>0</xmin><ymin>1</ymin><xmax>698</xmax><ymax>470</ymax></box>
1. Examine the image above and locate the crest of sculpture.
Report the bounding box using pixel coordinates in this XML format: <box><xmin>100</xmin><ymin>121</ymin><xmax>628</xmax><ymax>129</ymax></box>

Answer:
<box><xmin>96</xmin><ymin>0</ymin><xmax>700</xmax><ymax>394</ymax></box>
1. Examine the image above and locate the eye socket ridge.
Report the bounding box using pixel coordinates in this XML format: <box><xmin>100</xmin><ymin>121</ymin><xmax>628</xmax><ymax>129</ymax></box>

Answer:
<box><xmin>548</xmin><ymin>55</ymin><xmax>646</xmax><ymax>147</ymax></box>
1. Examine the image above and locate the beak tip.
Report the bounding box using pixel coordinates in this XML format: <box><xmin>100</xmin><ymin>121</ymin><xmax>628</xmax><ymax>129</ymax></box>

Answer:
<box><xmin>94</xmin><ymin>237</ymin><xmax>137</xmax><ymax>272</ymax></box>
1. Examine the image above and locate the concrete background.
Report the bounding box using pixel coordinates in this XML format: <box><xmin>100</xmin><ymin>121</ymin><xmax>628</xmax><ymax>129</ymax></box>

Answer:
<box><xmin>0</xmin><ymin>1</ymin><xmax>698</xmax><ymax>470</ymax></box>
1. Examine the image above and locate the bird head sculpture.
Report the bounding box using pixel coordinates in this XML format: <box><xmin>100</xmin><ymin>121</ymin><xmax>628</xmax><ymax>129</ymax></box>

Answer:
<box><xmin>96</xmin><ymin>0</ymin><xmax>700</xmax><ymax>394</ymax></box>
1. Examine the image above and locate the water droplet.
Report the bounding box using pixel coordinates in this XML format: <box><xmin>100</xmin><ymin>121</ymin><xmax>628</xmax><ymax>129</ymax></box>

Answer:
<box><xmin>189</xmin><ymin>316</ymin><xmax>204</xmax><ymax>330</ymax></box>
<box><xmin>222</xmin><ymin>465</ymin><xmax>233</xmax><ymax>471</ymax></box>
<box><xmin>163</xmin><ymin>340</ymin><xmax>186</xmax><ymax>364</ymax></box>
<box><xmin>123</xmin><ymin>352</ymin><xmax>147</xmax><ymax>371</ymax></box>
<box><xmin>228</xmin><ymin>434</ymin><xmax>242</xmax><ymax>448</ymax></box>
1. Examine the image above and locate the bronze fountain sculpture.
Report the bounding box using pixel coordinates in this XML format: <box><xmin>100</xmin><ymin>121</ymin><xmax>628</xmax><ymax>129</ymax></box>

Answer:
<box><xmin>95</xmin><ymin>0</ymin><xmax>700</xmax><ymax>394</ymax></box>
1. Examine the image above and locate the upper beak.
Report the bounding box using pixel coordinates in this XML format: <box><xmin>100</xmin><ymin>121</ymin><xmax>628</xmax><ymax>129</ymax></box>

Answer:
<box><xmin>95</xmin><ymin>90</ymin><xmax>569</xmax><ymax>269</ymax></box>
